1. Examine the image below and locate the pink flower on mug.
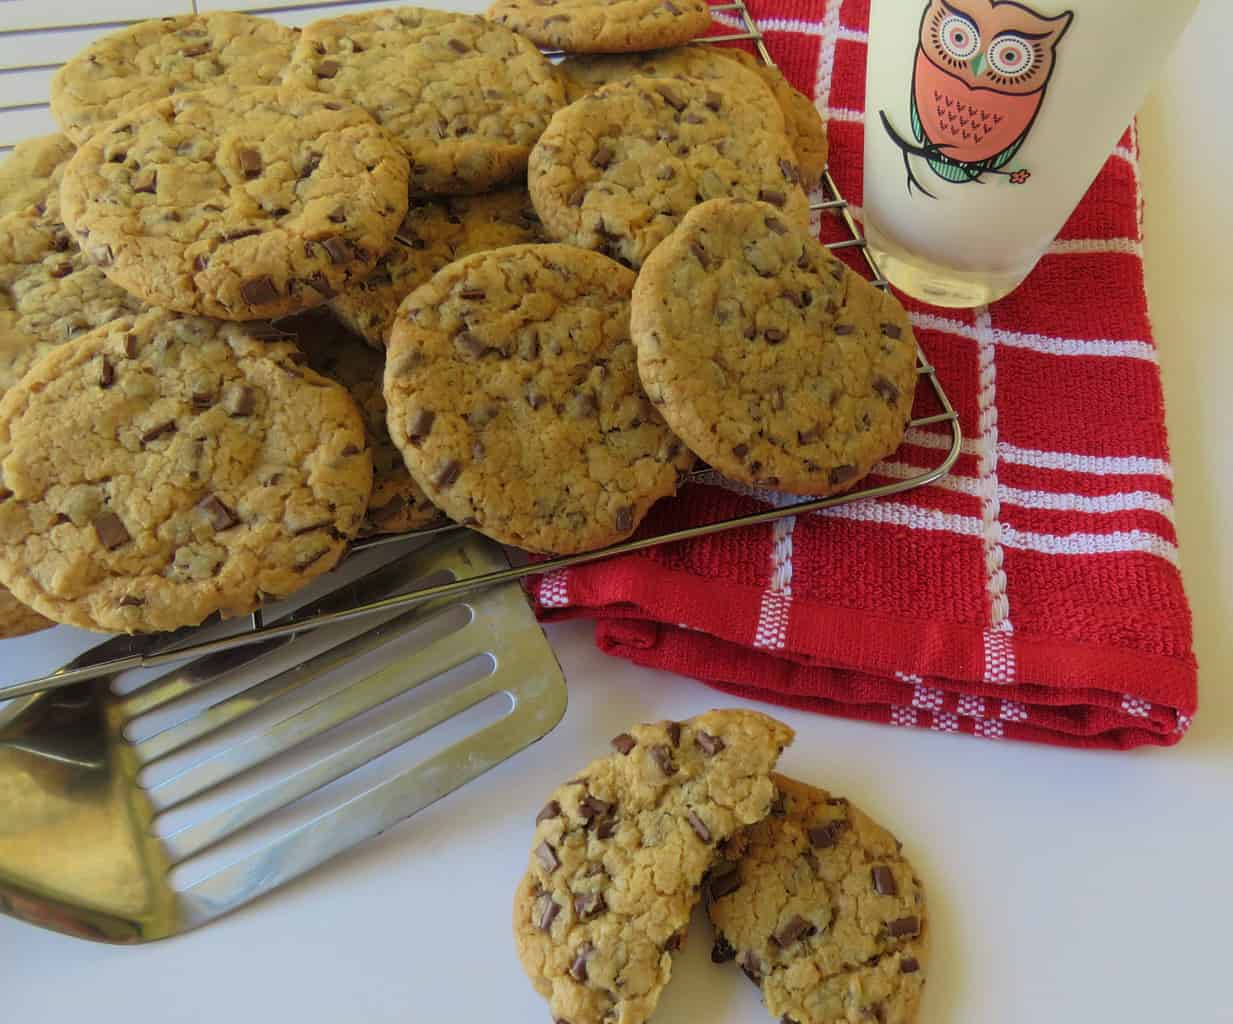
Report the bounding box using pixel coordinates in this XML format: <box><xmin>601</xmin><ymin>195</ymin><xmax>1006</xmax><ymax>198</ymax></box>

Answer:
<box><xmin>1009</xmin><ymin>169</ymin><xmax>1031</xmax><ymax>185</ymax></box>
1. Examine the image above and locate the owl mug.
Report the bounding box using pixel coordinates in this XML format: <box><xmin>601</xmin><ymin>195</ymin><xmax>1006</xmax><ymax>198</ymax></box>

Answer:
<box><xmin>862</xmin><ymin>0</ymin><xmax>1199</xmax><ymax>307</ymax></box>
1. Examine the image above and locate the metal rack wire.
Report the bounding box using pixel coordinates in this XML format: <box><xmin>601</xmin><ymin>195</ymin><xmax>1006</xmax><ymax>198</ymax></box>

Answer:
<box><xmin>0</xmin><ymin>0</ymin><xmax>962</xmax><ymax>698</ymax></box>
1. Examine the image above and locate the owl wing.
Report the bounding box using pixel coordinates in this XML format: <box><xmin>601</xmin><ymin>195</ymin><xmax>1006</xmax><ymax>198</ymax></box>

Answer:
<box><xmin>986</xmin><ymin>135</ymin><xmax>1026</xmax><ymax>170</ymax></box>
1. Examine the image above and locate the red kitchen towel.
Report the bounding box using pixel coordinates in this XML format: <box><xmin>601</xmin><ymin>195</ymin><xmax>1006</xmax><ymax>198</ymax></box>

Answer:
<box><xmin>531</xmin><ymin>0</ymin><xmax>1198</xmax><ymax>749</ymax></box>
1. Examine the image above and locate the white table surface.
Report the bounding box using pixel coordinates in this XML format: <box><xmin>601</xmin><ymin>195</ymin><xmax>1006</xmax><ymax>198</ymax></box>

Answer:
<box><xmin>2</xmin><ymin>2</ymin><xmax>1232</xmax><ymax>1022</ymax></box>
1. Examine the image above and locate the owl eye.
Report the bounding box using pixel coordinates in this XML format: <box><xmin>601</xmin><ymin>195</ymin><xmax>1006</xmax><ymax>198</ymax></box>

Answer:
<box><xmin>938</xmin><ymin>14</ymin><xmax>980</xmax><ymax>60</ymax></box>
<box><xmin>988</xmin><ymin>36</ymin><xmax>1037</xmax><ymax>78</ymax></box>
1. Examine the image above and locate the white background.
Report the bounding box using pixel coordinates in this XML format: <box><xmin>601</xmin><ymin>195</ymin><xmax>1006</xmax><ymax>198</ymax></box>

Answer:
<box><xmin>2</xmin><ymin>1</ymin><xmax>1232</xmax><ymax>1022</ymax></box>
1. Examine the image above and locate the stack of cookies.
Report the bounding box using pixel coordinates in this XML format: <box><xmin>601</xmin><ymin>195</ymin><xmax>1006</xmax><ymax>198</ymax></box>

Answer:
<box><xmin>0</xmin><ymin>2</ymin><xmax>918</xmax><ymax>639</ymax></box>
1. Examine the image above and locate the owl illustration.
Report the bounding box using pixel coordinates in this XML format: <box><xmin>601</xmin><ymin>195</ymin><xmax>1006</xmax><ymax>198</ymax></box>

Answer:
<box><xmin>881</xmin><ymin>0</ymin><xmax>1073</xmax><ymax>197</ymax></box>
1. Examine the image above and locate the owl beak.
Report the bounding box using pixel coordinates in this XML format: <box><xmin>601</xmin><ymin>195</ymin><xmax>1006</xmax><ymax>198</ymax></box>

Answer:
<box><xmin>969</xmin><ymin>53</ymin><xmax>985</xmax><ymax>76</ymax></box>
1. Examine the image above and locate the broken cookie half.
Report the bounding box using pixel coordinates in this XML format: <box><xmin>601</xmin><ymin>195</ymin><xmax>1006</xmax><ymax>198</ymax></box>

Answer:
<box><xmin>706</xmin><ymin>774</ymin><xmax>928</xmax><ymax>1024</ymax></box>
<box><xmin>513</xmin><ymin>709</ymin><xmax>795</xmax><ymax>1024</ymax></box>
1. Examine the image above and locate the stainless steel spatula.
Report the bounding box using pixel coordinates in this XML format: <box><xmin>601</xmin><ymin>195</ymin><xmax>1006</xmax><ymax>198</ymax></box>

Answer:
<box><xmin>0</xmin><ymin>532</ymin><xmax>566</xmax><ymax>942</ymax></box>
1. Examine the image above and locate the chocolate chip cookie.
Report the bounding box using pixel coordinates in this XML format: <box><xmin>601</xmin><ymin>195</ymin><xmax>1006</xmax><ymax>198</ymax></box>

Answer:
<box><xmin>632</xmin><ymin>198</ymin><xmax>917</xmax><ymax>495</ymax></box>
<box><xmin>58</xmin><ymin>85</ymin><xmax>409</xmax><ymax>322</ymax></box>
<box><xmin>559</xmin><ymin>46</ymin><xmax>828</xmax><ymax>191</ymax></box>
<box><xmin>514</xmin><ymin>710</ymin><xmax>795</xmax><ymax>1024</ymax></box>
<box><xmin>0</xmin><ymin>589</ymin><xmax>55</xmax><ymax>639</ymax></box>
<box><xmin>50</xmin><ymin>13</ymin><xmax>297</xmax><ymax>145</ymax></box>
<box><xmin>0</xmin><ymin>309</ymin><xmax>372</xmax><ymax>634</ymax></box>
<box><xmin>331</xmin><ymin>189</ymin><xmax>544</xmax><ymax>348</ymax></box>
<box><xmin>529</xmin><ymin>77</ymin><xmax>809</xmax><ymax>268</ymax></box>
<box><xmin>0</xmin><ymin>208</ymin><xmax>144</xmax><ymax>636</ymax></box>
<box><xmin>384</xmin><ymin>243</ymin><xmax>693</xmax><ymax>554</ymax></box>
<box><xmin>282</xmin><ymin>309</ymin><xmax>443</xmax><ymax>535</ymax></box>
<box><xmin>0</xmin><ymin>134</ymin><xmax>76</xmax><ymax>218</ymax></box>
<box><xmin>1</xmin><ymin>146</ymin><xmax>146</xmax><ymax>638</ymax></box>
<box><xmin>486</xmin><ymin>0</ymin><xmax>712</xmax><ymax>54</ymax></box>
<box><xmin>286</xmin><ymin>7</ymin><xmax>564</xmax><ymax>196</ymax></box>
<box><xmin>1</xmin><ymin>205</ymin><xmax>145</xmax><ymax>398</ymax></box>
<box><xmin>706</xmin><ymin>775</ymin><xmax>928</xmax><ymax>1024</ymax></box>
<box><xmin>713</xmin><ymin>48</ymin><xmax>829</xmax><ymax>192</ymax></box>
<box><xmin>558</xmin><ymin>44</ymin><xmax>783</xmax><ymax>109</ymax></box>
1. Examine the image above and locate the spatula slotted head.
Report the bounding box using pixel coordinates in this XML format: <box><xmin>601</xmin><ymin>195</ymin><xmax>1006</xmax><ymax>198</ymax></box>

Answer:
<box><xmin>0</xmin><ymin>533</ymin><xmax>566</xmax><ymax>942</ymax></box>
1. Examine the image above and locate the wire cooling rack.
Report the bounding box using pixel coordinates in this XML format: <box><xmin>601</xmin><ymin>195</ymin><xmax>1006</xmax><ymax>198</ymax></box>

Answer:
<box><xmin>0</xmin><ymin>0</ymin><xmax>961</xmax><ymax>696</ymax></box>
